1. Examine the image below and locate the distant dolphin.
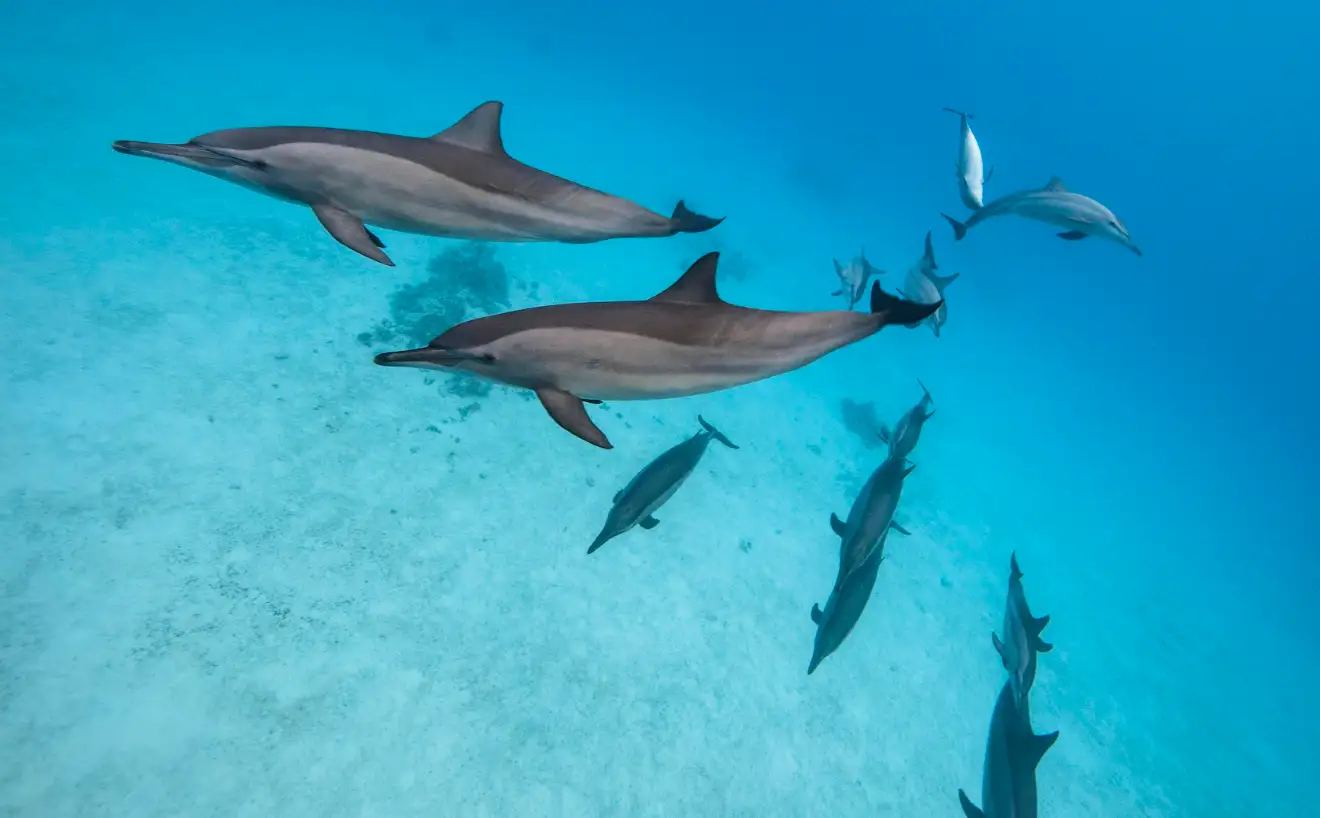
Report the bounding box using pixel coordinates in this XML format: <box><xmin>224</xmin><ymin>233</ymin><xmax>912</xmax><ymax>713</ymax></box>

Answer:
<box><xmin>831</xmin><ymin>251</ymin><xmax>884</xmax><ymax>310</ymax></box>
<box><xmin>941</xmin><ymin>177</ymin><xmax>1141</xmax><ymax>256</ymax></box>
<box><xmin>992</xmin><ymin>553</ymin><xmax>1054</xmax><ymax>706</ymax></box>
<box><xmin>375</xmin><ymin>252</ymin><xmax>941</xmax><ymax>449</ymax></box>
<box><xmin>958</xmin><ymin>680</ymin><xmax>1059</xmax><ymax>818</ymax></box>
<box><xmin>878</xmin><ymin>380</ymin><xmax>935</xmax><ymax>461</ymax></box>
<box><xmin>588</xmin><ymin>416</ymin><xmax>737</xmax><ymax>554</ymax></box>
<box><xmin>807</xmin><ymin>529</ymin><xmax>889</xmax><ymax>675</ymax></box>
<box><xmin>899</xmin><ymin>232</ymin><xmax>960</xmax><ymax>337</ymax></box>
<box><xmin>943</xmin><ymin>108</ymin><xmax>993</xmax><ymax>210</ymax></box>
<box><xmin>112</xmin><ymin>101</ymin><xmax>724</xmax><ymax>266</ymax></box>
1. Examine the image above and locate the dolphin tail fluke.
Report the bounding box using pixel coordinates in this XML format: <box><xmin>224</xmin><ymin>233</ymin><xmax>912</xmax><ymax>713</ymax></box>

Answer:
<box><xmin>869</xmin><ymin>282</ymin><xmax>942</xmax><ymax>328</ymax></box>
<box><xmin>957</xmin><ymin>790</ymin><xmax>986</xmax><ymax>818</ymax></box>
<box><xmin>942</xmin><ymin>107</ymin><xmax>973</xmax><ymax>120</ymax></box>
<box><xmin>942</xmin><ymin>213</ymin><xmax>968</xmax><ymax>241</ymax></box>
<box><xmin>697</xmin><ymin>415</ymin><xmax>739</xmax><ymax>449</ymax></box>
<box><xmin>670</xmin><ymin>200</ymin><xmax>724</xmax><ymax>234</ymax></box>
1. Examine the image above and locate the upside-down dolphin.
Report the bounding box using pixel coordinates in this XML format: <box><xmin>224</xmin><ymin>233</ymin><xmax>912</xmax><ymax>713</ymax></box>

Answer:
<box><xmin>942</xmin><ymin>177</ymin><xmax>1141</xmax><ymax>256</ymax></box>
<box><xmin>112</xmin><ymin>101</ymin><xmax>723</xmax><ymax>265</ymax></box>
<box><xmin>899</xmin><ymin>232</ymin><xmax>960</xmax><ymax>337</ymax></box>
<box><xmin>958</xmin><ymin>679</ymin><xmax>1059</xmax><ymax>818</ymax></box>
<box><xmin>878</xmin><ymin>380</ymin><xmax>935</xmax><ymax>461</ymax></box>
<box><xmin>831</xmin><ymin>251</ymin><xmax>884</xmax><ymax>310</ymax></box>
<box><xmin>992</xmin><ymin>552</ymin><xmax>1054</xmax><ymax>706</ymax></box>
<box><xmin>943</xmin><ymin>108</ymin><xmax>993</xmax><ymax>210</ymax></box>
<box><xmin>374</xmin><ymin>252</ymin><xmax>941</xmax><ymax>449</ymax></box>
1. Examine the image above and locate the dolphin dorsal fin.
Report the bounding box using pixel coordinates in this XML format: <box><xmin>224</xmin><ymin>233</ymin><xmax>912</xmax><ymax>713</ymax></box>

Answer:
<box><xmin>1044</xmin><ymin>176</ymin><xmax>1067</xmax><ymax>192</ymax></box>
<box><xmin>431</xmin><ymin>101</ymin><xmax>507</xmax><ymax>155</ymax></box>
<box><xmin>651</xmin><ymin>252</ymin><xmax>724</xmax><ymax>304</ymax></box>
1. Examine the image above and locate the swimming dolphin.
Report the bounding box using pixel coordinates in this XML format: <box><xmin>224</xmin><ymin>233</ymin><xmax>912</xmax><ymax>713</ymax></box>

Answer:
<box><xmin>992</xmin><ymin>553</ymin><xmax>1054</xmax><ymax>706</ymax></box>
<box><xmin>899</xmin><ymin>232</ymin><xmax>960</xmax><ymax>337</ymax></box>
<box><xmin>831</xmin><ymin>251</ymin><xmax>885</xmax><ymax>310</ymax></box>
<box><xmin>588</xmin><ymin>416</ymin><xmax>737</xmax><ymax>554</ymax></box>
<box><xmin>877</xmin><ymin>380</ymin><xmax>935</xmax><ymax>461</ymax></box>
<box><xmin>942</xmin><ymin>177</ymin><xmax>1141</xmax><ymax>256</ymax></box>
<box><xmin>112</xmin><ymin>101</ymin><xmax>724</xmax><ymax>266</ymax></box>
<box><xmin>943</xmin><ymin>108</ymin><xmax>993</xmax><ymax>210</ymax></box>
<box><xmin>374</xmin><ymin>252</ymin><xmax>941</xmax><ymax>449</ymax></box>
<box><xmin>807</xmin><ymin>528</ymin><xmax>889</xmax><ymax>675</ymax></box>
<box><xmin>958</xmin><ymin>679</ymin><xmax>1059</xmax><ymax>818</ymax></box>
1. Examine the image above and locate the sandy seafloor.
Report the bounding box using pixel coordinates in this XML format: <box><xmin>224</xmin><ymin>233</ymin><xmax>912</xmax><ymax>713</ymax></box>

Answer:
<box><xmin>1</xmin><ymin>3</ymin><xmax>1316</xmax><ymax>817</ymax></box>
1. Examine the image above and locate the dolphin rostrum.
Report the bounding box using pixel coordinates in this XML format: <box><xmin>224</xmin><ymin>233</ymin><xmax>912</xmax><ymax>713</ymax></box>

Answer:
<box><xmin>992</xmin><ymin>553</ymin><xmax>1054</xmax><ymax>706</ymax></box>
<box><xmin>958</xmin><ymin>679</ymin><xmax>1059</xmax><ymax>818</ymax></box>
<box><xmin>588</xmin><ymin>416</ymin><xmax>737</xmax><ymax>554</ymax></box>
<box><xmin>831</xmin><ymin>251</ymin><xmax>885</xmax><ymax>310</ymax></box>
<box><xmin>942</xmin><ymin>177</ymin><xmax>1141</xmax><ymax>256</ymax></box>
<box><xmin>374</xmin><ymin>252</ymin><xmax>941</xmax><ymax>449</ymax></box>
<box><xmin>112</xmin><ymin>101</ymin><xmax>724</xmax><ymax>266</ymax></box>
<box><xmin>899</xmin><ymin>232</ymin><xmax>960</xmax><ymax>338</ymax></box>
<box><xmin>878</xmin><ymin>380</ymin><xmax>935</xmax><ymax>461</ymax></box>
<box><xmin>943</xmin><ymin>108</ymin><xmax>993</xmax><ymax>210</ymax></box>
<box><xmin>807</xmin><ymin>454</ymin><xmax>915</xmax><ymax>674</ymax></box>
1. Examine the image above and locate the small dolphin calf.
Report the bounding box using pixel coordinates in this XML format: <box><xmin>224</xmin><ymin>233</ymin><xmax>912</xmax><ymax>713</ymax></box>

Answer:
<box><xmin>831</xmin><ymin>251</ymin><xmax>884</xmax><ymax>310</ymax></box>
<box><xmin>808</xmin><ymin>529</ymin><xmax>889</xmax><ymax>675</ymax></box>
<box><xmin>878</xmin><ymin>380</ymin><xmax>935</xmax><ymax>461</ymax></box>
<box><xmin>375</xmin><ymin>252</ymin><xmax>940</xmax><ymax>449</ymax></box>
<box><xmin>943</xmin><ymin>108</ymin><xmax>993</xmax><ymax>210</ymax></box>
<box><xmin>942</xmin><ymin>177</ymin><xmax>1141</xmax><ymax>256</ymax></box>
<box><xmin>992</xmin><ymin>553</ymin><xmax>1054</xmax><ymax>706</ymax></box>
<box><xmin>113</xmin><ymin>101</ymin><xmax>723</xmax><ymax>265</ymax></box>
<box><xmin>588</xmin><ymin>416</ymin><xmax>737</xmax><ymax>554</ymax></box>
<box><xmin>899</xmin><ymin>232</ymin><xmax>960</xmax><ymax>338</ymax></box>
<box><xmin>958</xmin><ymin>680</ymin><xmax>1059</xmax><ymax>818</ymax></box>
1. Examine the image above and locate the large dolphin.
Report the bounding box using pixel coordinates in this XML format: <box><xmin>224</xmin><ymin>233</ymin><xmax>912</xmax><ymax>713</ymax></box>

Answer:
<box><xmin>991</xmin><ymin>553</ymin><xmax>1054</xmax><ymax>706</ymax></box>
<box><xmin>588</xmin><ymin>416</ymin><xmax>738</xmax><ymax>554</ymax></box>
<box><xmin>877</xmin><ymin>380</ymin><xmax>935</xmax><ymax>461</ymax></box>
<box><xmin>899</xmin><ymin>232</ymin><xmax>960</xmax><ymax>338</ymax></box>
<box><xmin>941</xmin><ymin>177</ymin><xmax>1141</xmax><ymax>256</ymax></box>
<box><xmin>831</xmin><ymin>251</ymin><xmax>885</xmax><ymax>310</ymax></box>
<box><xmin>958</xmin><ymin>680</ymin><xmax>1059</xmax><ymax>818</ymax></box>
<box><xmin>943</xmin><ymin>108</ymin><xmax>993</xmax><ymax>210</ymax></box>
<box><xmin>112</xmin><ymin>101</ymin><xmax>724</xmax><ymax>266</ymax></box>
<box><xmin>374</xmin><ymin>252</ymin><xmax>941</xmax><ymax>449</ymax></box>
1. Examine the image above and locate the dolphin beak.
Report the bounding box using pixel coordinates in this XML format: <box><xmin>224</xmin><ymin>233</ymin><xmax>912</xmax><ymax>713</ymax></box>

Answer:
<box><xmin>807</xmin><ymin>653</ymin><xmax>822</xmax><ymax>675</ymax></box>
<box><xmin>111</xmin><ymin>140</ymin><xmax>252</xmax><ymax>169</ymax></box>
<box><xmin>1129</xmin><ymin>243</ymin><xmax>1143</xmax><ymax>257</ymax></box>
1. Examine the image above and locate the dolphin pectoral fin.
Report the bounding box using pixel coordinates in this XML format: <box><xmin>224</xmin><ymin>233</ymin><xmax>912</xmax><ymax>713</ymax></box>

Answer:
<box><xmin>535</xmin><ymin>387</ymin><xmax>612</xmax><ymax>449</ymax></box>
<box><xmin>1034</xmin><ymin>637</ymin><xmax>1055</xmax><ymax>653</ymax></box>
<box><xmin>877</xmin><ymin>424</ymin><xmax>891</xmax><ymax>444</ymax></box>
<box><xmin>1019</xmin><ymin>729</ymin><xmax>1060</xmax><ymax>769</ymax></box>
<box><xmin>869</xmin><ymin>282</ymin><xmax>942</xmax><ymax>328</ymax></box>
<box><xmin>1057</xmin><ymin>230</ymin><xmax>1088</xmax><ymax>240</ymax></box>
<box><xmin>957</xmin><ymin>790</ymin><xmax>986</xmax><ymax>818</ymax></box>
<box><xmin>312</xmin><ymin>205</ymin><xmax>394</xmax><ymax>266</ymax></box>
<box><xmin>1030</xmin><ymin>613</ymin><xmax>1051</xmax><ymax>635</ymax></box>
<box><xmin>833</xmin><ymin>259</ymin><xmax>844</xmax><ymax>275</ymax></box>
<box><xmin>983</xmin><ymin>165</ymin><xmax>995</xmax><ymax>184</ymax></box>
<box><xmin>829</xmin><ymin>513</ymin><xmax>847</xmax><ymax>537</ymax></box>
<box><xmin>613</xmin><ymin>491</ymin><xmax>622</xmax><ymax>503</ymax></box>
<box><xmin>830</xmin><ymin>288</ymin><xmax>843</xmax><ymax>296</ymax></box>
<box><xmin>932</xmin><ymin>271</ymin><xmax>961</xmax><ymax>289</ymax></box>
<box><xmin>991</xmin><ymin>632</ymin><xmax>1009</xmax><ymax>667</ymax></box>
<box><xmin>639</xmin><ymin>516</ymin><xmax>660</xmax><ymax>530</ymax></box>
<box><xmin>889</xmin><ymin>520</ymin><xmax>911</xmax><ymax>535</ymax></box>
<box><xmin>810</xmin><ymin>603</ymin><xmax>824</xmax><ymax>624</ymax></box>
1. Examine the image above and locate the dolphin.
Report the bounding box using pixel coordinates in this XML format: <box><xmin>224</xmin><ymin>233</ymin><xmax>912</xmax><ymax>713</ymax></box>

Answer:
<box><xmin>941</xmin><ymin>177</ymin><xmax>1141</xmax><ymax>256</ymax></box>
<box><xmin>807</xmin><ymin>528</ymin><xmax>889</xmax><ymax>675</ymax></box>
<box><xmin>943</xmin><ymin>108</ymin><xmax>993</xmax><ymax>210</ymax></box>
<box><xmin>588</xmin><ymin>416</ymin><xmax>738</xmax><ymax>554</ymax></box>
<box><xmin>112</xmin><ymin>101</ymin><xmax>724</xmax><ymax>266</ymax></box>
<box><xmin>899</xmin><ymin>232</ymin><xmax>960</xmax><ymax>338</ymax></box>
<box><xmin>991</xmin><ymin>553</ymin><xmax>1054</xmax><ymax>706</ymax></box>
<box><xmin>877</xmin><ymin>380</ymin><xmax>935</xmax><ymax>461</ymax></box>
<box><xmin>374</xmin><ymin>252</ymin><xmax>941</xmax><ymax>449</ymax></box>
<box><xmin>958</xmin><ymin>680</ymin><xmax>1059</xmax><ymax>818</ymax></box>
<box><xmin>831</xmin><ymin>251</ymin><xmax>885</xmax><ymax>310</ymax></box>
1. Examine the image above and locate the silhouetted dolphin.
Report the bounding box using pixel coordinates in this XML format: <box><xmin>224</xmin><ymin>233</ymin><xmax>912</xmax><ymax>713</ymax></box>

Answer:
<box><xmin>375</xmin><ymin>252</ymin><xmax>941</xmax><ymax>449</ymax></box>
<box><xmin>992</xmin><ymin>553</ymin><xmax>1054</xmax><ymax>706</ymax></box>
<box><xmin>807</xmin><ymin>529</ymin><xmax>889</xmax><ymax>675</ymax></box>
<box><xmin>112</xmin><ymin>101</ymin><xmax>724</xmax><ymax>265</ymax></box>
<box><xmin>958</xmin><ymin>680</ymin><xmax>1059</xmax><ymax>818</ymax></box>
<box><xmin>588</xmin><ymin>416</ymin><xmax>737</xmax><ymax>554</ymax></box>
<box><xmin>942</xmin><ymin>177</ymin><xmax>1141</xmax><ymax>256</ymax></box>
<box><xmin>943</xmin><ymin>108</ymin><xmax>993</xmax><ymax>210</ymax></box>
<box><xmin>899</xmin><ymin>232</ymin><xmax>960</xmax><ymax>337</ymax></box>
<box><xmin>878</xmin><ymin>380</ymin><xmax>935</xmax><ymax>461</ymax></box>
<box><xmin>831</xmin><ymin>251</ymin><xmax>884</xmax><ymax>310</ymax></box>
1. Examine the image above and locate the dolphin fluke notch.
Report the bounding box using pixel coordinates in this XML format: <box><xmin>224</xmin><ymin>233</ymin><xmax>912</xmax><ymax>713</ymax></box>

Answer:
<box><xmin>870</xmin><ymin>282</ymin><xmax>941</xmax><ymax>326</ymax></box>
<box><xmin>670</xmin><ymin>200</ymin><xmax>724</xmax><ymax>234</ymax></box>
<box><xmin>697</xmin><ymin>415</ymin><xmax>739</xmax><ymax>449</ymax></box>
<box><xmin>942</xmin><ymin>213</ymin><xmax>969</xmax><ymax>241</ymax></box>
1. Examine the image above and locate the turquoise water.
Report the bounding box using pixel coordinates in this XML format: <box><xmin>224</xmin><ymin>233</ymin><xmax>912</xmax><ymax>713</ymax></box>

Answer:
<box><xmin>2</xmin><ymin>1</ymin><xmax>1316</xmax><ymax>815</ymax></box>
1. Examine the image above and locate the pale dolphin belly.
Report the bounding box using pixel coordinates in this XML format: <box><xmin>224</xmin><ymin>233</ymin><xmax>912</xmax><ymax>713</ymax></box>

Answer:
<box><xmin>253</xmin><ymin>143</ymin><xmax>670</xmax><ymax>241</ymax></box>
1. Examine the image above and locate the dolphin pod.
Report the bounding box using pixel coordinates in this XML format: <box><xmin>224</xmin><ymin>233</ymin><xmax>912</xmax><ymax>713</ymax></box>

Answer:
<box><xmin>112</xmin><ymin>101</ymin><xmax>723</xmax><ymax>265</ymax></box>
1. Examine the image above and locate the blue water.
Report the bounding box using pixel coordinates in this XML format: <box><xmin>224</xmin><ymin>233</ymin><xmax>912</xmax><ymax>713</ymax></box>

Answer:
<box><xmin>2</xmin><ymin>0</ymin><xmax>1316</xmax><ymax>815</ymax></box>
